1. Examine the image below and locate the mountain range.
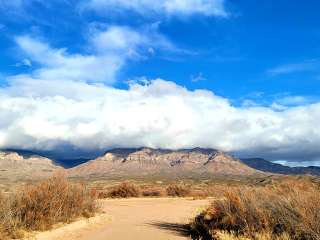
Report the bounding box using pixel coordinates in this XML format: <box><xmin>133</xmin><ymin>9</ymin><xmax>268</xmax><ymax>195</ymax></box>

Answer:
<box><xmin>1</xmin><ymin>147</ymin><xmax>319</xmax><ymax>181</ymax></box>
<box><xmin>241</xmin><ymin>158</ymin><xmax>320</xmax><ymax>176</ymax></box>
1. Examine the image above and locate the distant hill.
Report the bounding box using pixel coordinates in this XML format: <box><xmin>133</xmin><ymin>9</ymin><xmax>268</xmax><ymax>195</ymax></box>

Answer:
<box><xmin>0</xmin><ymin>150</ymin><xmax>63</xmax><ymax>181</ymax></box>
<box><xmin>241</xmin><ymin>158</ymin><xmax>320</xmax><ymax>176</ymax></box>
<box><xmin>69</xmin><ymin>147</ymin><xmax>262</xmax><ymax>178</ymax></box>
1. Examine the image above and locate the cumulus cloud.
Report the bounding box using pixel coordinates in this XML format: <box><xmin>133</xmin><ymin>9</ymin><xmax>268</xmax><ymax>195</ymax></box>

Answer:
<box><xmin>1</xmin><ymin>78</ymin><xmax>320</xmax><ymax>164</ymax></box>
<box><xmin>83</xmin><ymin>0</ymin><xmax>228</xmax><ymax>17</ymax></box>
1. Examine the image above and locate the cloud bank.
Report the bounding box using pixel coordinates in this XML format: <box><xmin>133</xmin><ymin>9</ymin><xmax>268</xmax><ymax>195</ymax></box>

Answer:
<box><xmin>1</xmin><ymin>77</ymin><xmax>320</xmax><ymax>163</ymax></box>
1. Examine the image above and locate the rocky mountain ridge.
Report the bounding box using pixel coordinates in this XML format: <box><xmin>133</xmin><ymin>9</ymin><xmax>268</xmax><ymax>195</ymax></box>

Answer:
<box><xmin>68</xmin><ymin>147</ymin><xmax>261</xmax><ymax>178</ymax></box>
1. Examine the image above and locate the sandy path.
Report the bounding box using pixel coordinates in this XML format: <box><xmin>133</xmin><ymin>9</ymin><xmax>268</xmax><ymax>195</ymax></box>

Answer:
<box><xmin>35</xmin><ymin>198</ymin><xmax>210</xmax><ymax>240</ymax></box>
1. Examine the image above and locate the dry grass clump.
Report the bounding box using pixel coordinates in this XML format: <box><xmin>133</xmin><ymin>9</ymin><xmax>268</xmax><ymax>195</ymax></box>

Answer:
<box><xmin>98</xmin><ymin>184</ymin><xmax>162</xmax><ymax>198</ymax></box>
<box><xmin>189</xmin><ymin>188</ymin><xmax>212</xmax><ymax>199</ymax></box>
<box><xmin>215</xmin><ymin>231</ymin><xmax>290</xmax><ymax>240</ymax></box>
<box><xmin>106</xmin><ymin>182</ymin><xmax>141</xmax><ymax>198</ymax></box>
<box><xmin>0</xmin><ymin>193</ymin><xmax>12</xmax><ymax>240</ymax></box>
<box><xmin>191</xmin><ymin>179</ymin><xmax>320</xmax><ymax>240</ymax></box>
<box><xmin>166</xmin><ymin>184</ymin><xmax>190</xmax><ymax>197</ymax></box>
<box><xmin>0</xmin><ymin>176</ymin><xmax>97</xmax><ymax>239</ymax></box>
<box><xmin>97</xmin><ymin>191</ymin><xmax>109</xmax><ymax>199</ymax></box>
<box><xmin>141</xmin><ymin>188</ymin><xmax>163</xmax><ymax>197</ymax></box>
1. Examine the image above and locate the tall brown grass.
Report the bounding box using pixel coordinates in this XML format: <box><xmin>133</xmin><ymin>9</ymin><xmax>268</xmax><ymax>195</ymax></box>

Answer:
<box><xmin>0</xmin><ymin>176</ymin><xmax>97</xmax><ymax>239</ymax></box>
<box><xmin>166</xmin><ymin>184</ymin><xmax>190</xmax><ymax>197</ymax></box>
<box><xmin>191</xmin><ymin>179</ymin><xmax>320</xmax><ymax>240</ymax></box>
<box><xmin>106</xmin><ymin>182</ymin><xmax>141</xmax><ymax>198</ymax></box>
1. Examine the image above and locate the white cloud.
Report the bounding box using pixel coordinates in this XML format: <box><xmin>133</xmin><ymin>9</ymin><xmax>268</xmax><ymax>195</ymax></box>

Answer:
<box><xmin>268</xmin><ymin>95</ymin><xmax>319</xmax><ymax>111</ymax></box>
<box><xmin>276</xmin><ymin>96</ymin><xmax>313</xmax><ymax>106</ymax></box>
<box><xmin>239</xmin><ymin>92</ymin><xmax>319</xmax><ymax>111</ymax></box>
<box><xmin>273</xmin><ymin>159</ymin><xmax>320</xmax><ymax>167</ymax></box>
<box><xmin>15</xmin><ymin>35</ymin><xmax>123</xmax><ymax>83</ymax></box>
<box><xmin>1</xmin><ymin>78</ymin><xmax>320</xmax><ymax>164</ymax></box>
<box><xmin>92</xmin><ymin>26</ymin><xmax>146</xmax><ymax>54</ymax></box>
<box><xmin>90</xmin><ymin>25</ymin><xmax>177</xmax><ymax>56</ymax></box>
<box><xmin>83</xmin><ymin>0</ymin><xmax>228</xmax><ymax>17</ymax></box>
<box><xmin>14</xmin><ymin>25</ymin><xmax>175</xmax><ymax>83</ymax></box>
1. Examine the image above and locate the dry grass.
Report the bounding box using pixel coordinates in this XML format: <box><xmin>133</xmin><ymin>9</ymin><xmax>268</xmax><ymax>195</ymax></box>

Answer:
<box><xmin>96</xmin><ymin>181</ymin><xmax>232</xmax><ymax>199</ymax></box>
<box><xmin>0</xmin><ymin>193</ymin><xmax>12</xmax><ymax>240</ymax></box>
<box><xmin>215</xmin><ymin>231</ymin><xmax>290</xmax><ymax>240</ymax></box>
<box><xmin>166</xmin><ymin>184</ymin><xmax>190</xmax><ymax>197</ymax></box>
<box><xmin>141</xmin><ymin>188</ymin><xmax>164</xmax><ymax>197</ymax></box>
<box><xmin>98</xmin><ymin>183</ymin><xmax>199</xmax><ymax>199</ymax></box>
<box><xmin>191</xmin><ymin>179</ymin><xmax>320</xmax><ymax>240</ymax></box>
<box><xmin>98</xmin><ymin>183</ymin><xmax>164</xmax><ymax>198</ymax></box>
<box><xmin>0</xmin><ymin>176</ymin><xmax>97</xmax><ymax>239</ymax></box>
<box><xmin>106</xmin><ymin>182</ymin><xmax>141</xmax><ymax>198</ymax></box>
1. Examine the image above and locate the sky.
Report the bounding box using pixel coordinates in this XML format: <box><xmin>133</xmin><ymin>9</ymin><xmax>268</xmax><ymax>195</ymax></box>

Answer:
<box><xmin>0</xmin><ymin>0</ymin><xmax>320</xmax><ymax>166</ymax></box>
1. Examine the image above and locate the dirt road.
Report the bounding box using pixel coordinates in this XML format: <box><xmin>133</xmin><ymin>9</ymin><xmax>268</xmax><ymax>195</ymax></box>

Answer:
<box><xmin>35</xmin><ymin>198</ymin><xmax>210</xmax><ymax>240</ymax></box>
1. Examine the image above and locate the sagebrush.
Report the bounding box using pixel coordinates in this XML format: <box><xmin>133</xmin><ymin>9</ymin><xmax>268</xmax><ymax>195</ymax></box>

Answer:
<box><xmin>0</xmin><ymin>176</ymin><xmax>97</xmax><ymax>239</ymax></box>
<box><xmin>166</xmin><ymin>184</ymin><xmax>190</xmax><ymax>197</ymax></box>
<box><xmin>191</xmin><ymin>179</ymin><xmax>320</xmax><ymax>240</ymax></box>
<box><xmin>106</xmin><ymin>182</ymin><xmax>141</xmax><ymax>198</ymax></box>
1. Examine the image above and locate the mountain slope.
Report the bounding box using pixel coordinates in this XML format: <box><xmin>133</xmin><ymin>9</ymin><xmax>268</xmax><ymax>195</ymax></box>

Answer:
<box><xmin>69</xmin><ymin>147</ymin><xmax>261</xmax><ymax>178</ymax></box>
<box><xmin>241</xmin><ymin>158</ymin><xmax>320</xmax><ymax>176</ymax></box>
<box><xmin>0</xmin><ymin>151</ymin><xmax>63</xmax><ymax>181</ymax></box>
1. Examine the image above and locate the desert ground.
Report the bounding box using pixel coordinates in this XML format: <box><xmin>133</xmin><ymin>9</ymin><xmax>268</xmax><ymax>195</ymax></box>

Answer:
<box><xmin>35</xmin><ymin>198</ymin><xmax>210</xmax><ymax>240</ymax></box>
<box><xmin>1</xmin><ymin>175</ymin><xmax>320</xmax><ymax>240</ymax></box>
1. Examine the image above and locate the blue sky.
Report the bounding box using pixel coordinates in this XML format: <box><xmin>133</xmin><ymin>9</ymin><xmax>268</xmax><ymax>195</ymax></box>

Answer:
<box><xmin>1</xmin><ymin>0</ymin><xmax>320</xmax><ymax>101</ymax></box>
<box><xmin>0</xmin><ymin>0</ymin><xmax>320</xmax><ymax>166</ymax></box>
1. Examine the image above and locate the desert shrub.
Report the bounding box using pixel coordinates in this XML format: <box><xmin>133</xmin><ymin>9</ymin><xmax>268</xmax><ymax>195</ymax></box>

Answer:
<box><xmin>0</xmin><ymin>176</ymin><xmax>97</xmax><ymax>238</ymax></box>
<box><xmin>191</xmin><ymin>179</ymin><xmax>320</xmax><ymax>240</ymax></box>
<box><xmin>214</xmin><ymin>231</ymin><xmax>290</xmax><ymax>240</ymax></box>
<box><xmin>107</xmin><ymin>182</ymin><xmax>140</xmax><ymax>198</ymax></box>
<box><xmin>190</xmin><ymin>189</ymin><xmax>210</xmax><ymax>199</ymax></box>
<box><xmin>97</xmin><ymin>191</ymin><xmax>109</xmax><ymax>199</ymax></box>
<box><xmin>166</xmin><ymin>184</ymin><xmax>190</xmax><ymax>197</ymax></box>
<box><xmin>141</xmin><ymin>188</ymin><xmax>163</xmax><ymax>197</ymax></box>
